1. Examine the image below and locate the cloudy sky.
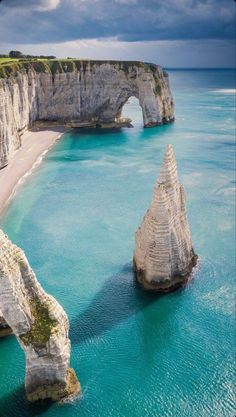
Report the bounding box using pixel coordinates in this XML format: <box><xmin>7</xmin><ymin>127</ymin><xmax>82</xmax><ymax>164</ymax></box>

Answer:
<box><xmin>0</xmin><ymin>0</ymin><xmax>235</xmax><ymax>67</ymax></box>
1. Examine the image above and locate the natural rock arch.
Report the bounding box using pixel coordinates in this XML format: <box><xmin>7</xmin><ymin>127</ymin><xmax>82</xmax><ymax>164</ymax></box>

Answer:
<box><xmin>0</xmin><ymin>230</ymin><xmax>80</xmax><ymax>402</ymax></box>
<box><xmin>77</xmin><ymin>62</ymin><xmax>174</xmax><ymax>127</ymax></box>
<box><xmin>0</xmin><ymin>60</ymin><xmax>174</xmax><ymax>168</ymax></box>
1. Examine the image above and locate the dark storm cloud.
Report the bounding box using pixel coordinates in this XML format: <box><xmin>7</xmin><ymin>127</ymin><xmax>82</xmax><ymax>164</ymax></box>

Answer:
<box><xmin>0</xmin><ymin>0</ymin><xmax>234</xmax><ymax>44</ymax></box>
<box><xmin>1</xmin><ymin>0</ymin><xmax>60</xmax><ymax>10</ymax></box>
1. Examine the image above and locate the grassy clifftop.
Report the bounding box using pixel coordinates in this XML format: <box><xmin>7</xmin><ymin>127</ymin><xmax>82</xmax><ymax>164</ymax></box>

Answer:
<box><xmin>0</xmin><ymin>58</ymin><xmax>160</xmax><ymax>79</ymax></box>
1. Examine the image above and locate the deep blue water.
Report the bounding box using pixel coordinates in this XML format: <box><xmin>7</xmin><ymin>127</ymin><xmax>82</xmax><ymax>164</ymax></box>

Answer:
<box><xmin>0</xmin><ymin>69</ymin><xmax>235</xmax><ymax>417</ymax></box>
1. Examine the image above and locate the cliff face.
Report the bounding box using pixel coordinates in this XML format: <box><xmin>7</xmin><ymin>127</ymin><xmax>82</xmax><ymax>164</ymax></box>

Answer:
<box><xmin>134</xmin><ymin>145</ymin><xmax>197</xmax><ymax>292</ymax></box>
<box><xmin>0</xmin><ymin>60</ymin><xmax>174</xmax><ymax>168</ymax></box>
<box><xmin>0</xmin><ymin>230</ymin><xmax>80</xmax><ymax>402</ymax></box>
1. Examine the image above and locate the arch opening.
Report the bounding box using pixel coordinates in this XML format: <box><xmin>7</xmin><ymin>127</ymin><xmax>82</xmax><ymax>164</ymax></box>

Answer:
<box><xmin>119</xmin><ymin>96</ymin><xmax>144</xmax><ymax>128</ymax></box>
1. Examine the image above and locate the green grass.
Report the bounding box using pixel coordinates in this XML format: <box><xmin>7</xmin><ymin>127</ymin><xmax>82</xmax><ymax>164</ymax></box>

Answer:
<box><xmin>0</xmin><ymin>58</ymin><xmax>159</xmax><ymax>78</ymax></box>
<box><xmin>0</xmin><ymin>58</ymin><xmax>19</xmax><ymax>64</ymax></box>
<box><xmin>20</xmin><ymin>298</ymin><xmax>57</xmax><ymax>348</ymax></box>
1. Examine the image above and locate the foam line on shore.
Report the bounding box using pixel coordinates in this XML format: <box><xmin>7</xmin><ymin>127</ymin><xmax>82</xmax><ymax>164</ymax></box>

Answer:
<box><xmin>0</xmin><ymin>127</ymin><xmax>69</xmax><ymax>218</ymax></box>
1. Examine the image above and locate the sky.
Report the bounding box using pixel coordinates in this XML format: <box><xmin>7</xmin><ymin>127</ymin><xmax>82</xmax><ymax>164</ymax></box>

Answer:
<box><xmin>0</xmin><ymin>0</ymin><xmax>235</xmax><ymax>67</ymax></box>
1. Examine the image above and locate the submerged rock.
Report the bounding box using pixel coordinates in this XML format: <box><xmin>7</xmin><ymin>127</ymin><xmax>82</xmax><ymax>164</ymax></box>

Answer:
<box><xmin>0</xmin><ymin>59</ymin><xmax>174</xmax><ymax>168</ymax></box>
<box><xmin>0</xmin><ymin>230</ymin><xmax>80</xmax><ymax>402</ymax></box>
<box><xmin>134</xmin><ymin>144</ymin><xmax>197</xmax><ymax>292</ymax></box>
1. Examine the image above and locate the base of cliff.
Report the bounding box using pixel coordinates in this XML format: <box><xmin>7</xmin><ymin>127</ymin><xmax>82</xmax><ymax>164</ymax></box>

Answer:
<box><xmin>32</xmin><ymin>116</ymin><xmax>175</xmax><ymax>130</ymax></box>
<box><xmin>144</xmin><ymin>117</ymin><xmax>175</xmax><ymax>128</ymax></box>
<box><xmin>67</xmin><ymin>117</ymin><xmax>133</xmax><ymax>129</ymax></box>
<box><xmin>26</xmin><ymin>368</ymin><xmax>81</xmax><ymax>403</ymax></box>
<box><xmin>32</xmin><ymin>118</ymin><xmax>133</xmax><ymax>130</ymax></box>
<box><xmin>133</xmin><ymin>254</ymin><xmax>198</xmax><ymax>293</ymax></box>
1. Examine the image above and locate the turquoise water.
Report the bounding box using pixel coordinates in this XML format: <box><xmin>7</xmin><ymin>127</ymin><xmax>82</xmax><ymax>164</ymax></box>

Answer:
<box><xmin>0</xmin><ymin>70</ymin><xmax>235</xmax><ymax>417</ymax></box>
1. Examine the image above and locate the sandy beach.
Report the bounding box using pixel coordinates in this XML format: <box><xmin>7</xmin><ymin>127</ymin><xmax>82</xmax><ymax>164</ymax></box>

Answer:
<box><xmin>0</xmin><ymin>126</ymin><xmax>68</xmax><ymax>218</ymax></box>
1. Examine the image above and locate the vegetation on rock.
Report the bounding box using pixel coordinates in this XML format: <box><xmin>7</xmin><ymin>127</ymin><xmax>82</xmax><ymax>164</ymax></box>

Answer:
<box><xmin>20</xmin><ymin>298</ymin><xmax>57</xmax><ymax>348</ymax></box>
<box><xmin>0</xmin><ymin>57</ymin><xmax>161</xmax><ymax>79</ymax></box>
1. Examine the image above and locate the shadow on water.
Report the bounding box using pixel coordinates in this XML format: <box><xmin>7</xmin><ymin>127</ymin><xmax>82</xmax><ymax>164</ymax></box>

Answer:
<box><xmin>71</xmin><ymin>123</ymin><xmax>175</xmax><ymax>145</ymax></box>
<box><xmin>137</xmin><ymin>122</ymin><xmax>175</xmax><ymax>141</ymax></box>
<box><xmin>0</xmin><ymin>265</ymin><xmax>161</xmax><ymax>416</ymax></box>
<box><xmin>46</xmin><ymin>127</ymin><xmax>132</xmax><ymax>163</ymax></box>
<box><xmin>73</xmin><ymin>127</ymin><xmax>131</xmax><ymax>135</ymax></box>
<box><xmin>0</xmin><ymin>385</ymin><xmax>53</xmax><ymax>417</ymax></box>
<box><xmin>70</xmin><ymin>263</ymin><xmax>160</xmax><ymax>345</ymax></box>
<box><xmin>42</xmin><ymin>122</ymin><xmax>175</xmax><ymax>167</ymax></box>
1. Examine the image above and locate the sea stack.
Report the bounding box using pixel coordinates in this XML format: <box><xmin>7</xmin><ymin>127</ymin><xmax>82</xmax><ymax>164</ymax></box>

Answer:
<box><xmin>0</xmin><ymin>230</ymin><xmax>80</xmax><ymax>402</ymax></box>
<box><xmin>134</xmin><ymin>144</ymin><xmax>197</xmax><ymax>292</ymax></box>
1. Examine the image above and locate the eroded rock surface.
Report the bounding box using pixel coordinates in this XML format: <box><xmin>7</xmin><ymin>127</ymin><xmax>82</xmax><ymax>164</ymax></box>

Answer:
<box><xmin>134</xmin><ymin>144</ymin><xmax>197</xmax><ymax>292</ymax></box>
<box><xmin>0</xmin><ymin>230</ymin><xmax>80</xmax><ymax>402</ymax></box>
<box><xmin>0</xmin><ymin>60</ymin><xmax>174</xmax><ymax>168</ymax></box>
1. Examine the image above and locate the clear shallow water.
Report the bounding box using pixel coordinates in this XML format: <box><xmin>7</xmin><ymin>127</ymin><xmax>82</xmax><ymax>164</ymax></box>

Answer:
<box><xmin>0</xmin><ymin>70</ymin><xmax>235</xmax><ymax>417</ymax></box>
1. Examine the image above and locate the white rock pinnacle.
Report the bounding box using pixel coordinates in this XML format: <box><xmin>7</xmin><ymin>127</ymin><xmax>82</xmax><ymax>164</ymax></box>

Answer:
<box><xmin>134</xmin><ymin>144</ymin><xmax>197</xmax><ymax>292</ymax></box>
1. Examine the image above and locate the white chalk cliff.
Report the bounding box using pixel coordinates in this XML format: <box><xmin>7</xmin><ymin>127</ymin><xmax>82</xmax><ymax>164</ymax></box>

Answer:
<box><xmin>134</xmin><ymin>144</ymin><xmax>197</xmax><ymax>292</ymax></box>
<box><xmin>0</xmin><ymin>230</ymin><xmax>80</xmax><ymax>402</ymax></box>
<box><xmin>0</xmin><ymin>60</ymin><xmax>174</xmax><ymax>168</ymax></box>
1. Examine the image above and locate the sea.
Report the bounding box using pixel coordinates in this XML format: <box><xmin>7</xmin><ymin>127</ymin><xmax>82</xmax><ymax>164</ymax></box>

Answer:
<box><xmin>0</xmin><ymin>69</ymin><xmax>235</xmax><ymax>417</ymax></box>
